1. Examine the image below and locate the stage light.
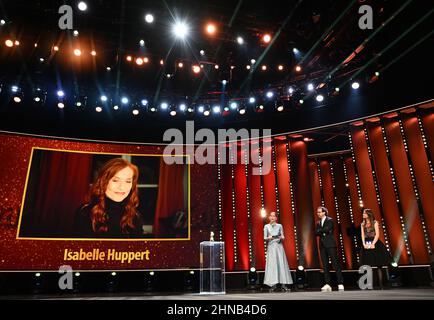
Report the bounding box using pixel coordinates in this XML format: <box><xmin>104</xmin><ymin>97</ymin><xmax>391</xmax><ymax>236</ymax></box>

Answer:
<box><xmin>166</xmin><ymin>74</ymin><xmax>172</xmax><ymax>79</ymax></box>
<box><xmin>145</xmin><ymin>13</ymin><xmax>154</xmax><ymax>23</ymax></box>
<box><xmin>316</xmin><ymin>94</ymin><xmax>324</xmax><ymax>102</ymax></box>
<box><xmin>34</xmin><ymin>43</ymin><xmax>38</xmax><ymax>47</ymax></box>
<box><xmin>249</xmin><ymin>97</ymin><xmax>256</xmax><ymax>104</ymax></box>
<box><xmin>75</xmin><ymin>272</ymin><xmax>80</xmax><ymax>277</ymax></box>
<box><xmin>200</xmin><ymin>50</ymin><xmax>205</xmax><ymax>56</ymax></box>
<box><xmin>149</xmin><ymin>106</ymin><xmax>157</xmax><ymax>113</ymax></box>
<box><xmin>33</xmin><ymin>272</ymin><xmax>43</xmax><ymax>294</ymax></box>
<box><xmin>34</xmin><ymin>97</ymin><xmax>40</xmax><ymax>102</ymax></box>
<box><xmin>113</xmin><ymin>105</ymin><xmax>119</xmax><ymax>110</ymax></box>
<box><xmin>135</xmin><ymin>57</ymin><xmax>143</xmax><ymax>65</ymax></box>
<box><xmin>74</xmin><ymin>49</ymin><xmax>82</xmax><ymax>56</ymax></box>
<box><xmin>375</xmin><ymin>72</ymin><xmax>380</xmax><ymax>77</ymax></box>
<box><xmin>133</xmin><ymin>109</ymin><xmax>139</xmax><ymax>116</ymax></box>
<box><xmin>296</xmin><ymin>266</ymin><xmax>307</xmax><ymax>289</ymax></box>
<box><xmin>198</xmin><ymin>105</ymin><xmax>204</xmax><ymax>113</ymax></box>
<box><xmin>91</xmin><ymin>50</ymin><xmax>96</xmax><ymax>56</ymax></box>
<box><xmin>266</xmin><ymin>91</ymin><xmax>274</xmax><ymax>99</ymax></box>
<box><xmin>76</xmin><ymin>102</ymin><xmax>82</xmax><ymax>107</ymax></box>
<box><xmin>237</xmin><ymin>36</ymin><xmax>244</xmax><ymax>45</ymax></box>
<box><xmin>214</xmin><ymin>64</ymin><xmax>219</xmax><ymax>70</ymax></box>
<box><xmin>262</xmin><ymin>34</ymin><xmax>271</xmax><ymax>43</ymax></box>
<box><xmin>78</xmin><ymin>1</ymin><xmax>87</xmax><ymax>11</ymax></box>
<box><xmin>246</xmin><ymin>65</ymin><xmax>251</xmax><ymax>70</ymax></box>
<box><xmin>203</xmin><ymin>106</ymin><xmax>211</xmax><ymax>117</ymax></box>
<box><xmin>11</xmin><ymin>85</ymin><xmax>19</xmax><ymax>93</ymax></box>
<box><xmin>187</xmin><ymin>106</ymin><xmax>194</xmax><ymax>113</ymax></box>
<box><xmin>143</xmin><ymin>57</ymin><xmax>149</xmax><ymax>63</ymax></box>
<box><xmin>213</xmin><ymin>105</ymin><xmax>221</xmax><ymax>114</ymax></box>
<box><xmin>73</xmin><ymin>30</ymin><xmax>79</xmax><ymax>37</ymax></box>
<box><xmin>33</xmin><ymin>89</ymin><xmax>46</xmax><ymax>105</ymax></box>
<box><xmin>13</xmin><ymin>96</ymin><xmax>22</xmax><ymax>103</ymax></box>
<box><xmin>14</xmin><ymin>40</ymin><xmax>19</xmax><ymax>46</ymax></box>
<box><xmin>261</xmin><ymin>65</ymin><xmax>267</xmax><ymax>71</ymax></box>
<box><xmin>141</xmin><ymin>99</ymin><xmax>148</xmax><ymax>106</ymax></box>
<box><xmin>126</xmin><ymin>55</ymin><xmax>132</xmax><ymax>62</ymax></box>
<box><xmin>160</xmin><ymin>59</ymin><xmax>164</xmax><ymax>65</ymax></box>
<box><xmin>238</xmin><ymin>105</ymin><xmax>246</xmax><ymax>115</ymax></box>
<box><xmin>54</xmin><ymin>46</ymin><xmax>59</xmax><ymax>51</ymax></box>
<box><xmin>307</xmin><ymin>83</ymin><xmax>314</xmax><ymax>91</ymax></box>
<box><xmin>335</xmin><ymin>87</ymin><xmax>340</xmax><ymax>92</ymax></box>
<box><xmin>57</xmin><ymin>90</ymin><xmax>65</xmax><ymax>98</ymax></box>
<box><xmin>248</xmin><ymin>268</ymin><xmax>258</xmax><ymax>288</ymax></box>
<box><xmin>121</xmin><ymin>97</ymin><xmax>129</xmax><ymax>104</ymax></box>
<box><xmin>139</xmin><ymin>39</ymin><xmax>145</xmax><ymax>47</ymax></box>
<box><xmin>107</xmin><ymin>272</ymin><xmax>118</xmax><ymax>292</ymax></box>
<box><xmin>388</xmin><ymin>262</ymin><xmax>401</xmax><ymax>287</ymax></box>
<box><xmin>223</xmin><ymin>106</ymin><xmax>230</xmax><ymax>113</ymax></box>
<box><xmin>0</xmin><ymin>19</ymin><xmax>5</xmax><ymax>26</ymax></box>
<box><xmin>293</xmin><ymin>48</ymin><xmax>299</xmax><ymax>54</ymax></box>
<box><xmin>5</xmin><ymin>39</ymin><xmax>13</xmax><ymax>47</ymax></box>
<box><xmin>161</xmin><ymin>102</ymin><xmax>168</xmax><ymax>110</ymax></box>
<box><xmin>144</xmin><ymin>272</ymin><xmax>156</xmax><ymax>292</ymax></box>
<box><xmin>222</xmin><ymin>80</ymin><xmax>227</xmax><ymax>85</ymax></box>
<box><xmin>58</xmin><ymin>102</ymin><xmax>65</xmax><ymax>109</ymax></box>
<box><xmin>106</xmin><ymin>67</ymin><xmax>111</xmax><ymax>71</ymax></box>
<box><xmin>278</xmin><ymin>65</ymin><xmax>284</xmax><ymax>71</ymax></box>
<box><xmin>178</xmin><ymin>62</ymin><xmax>184</xmax><ymax>68</ymax></box>
<box><xmin>179</xmin><ymin>103</ymin><xmax>186</xmax><ymax>111</ymax></box>
<box><xmin>250</xmin><ymin>59</ymin><xmax>256</xmax><ymax>64</ymax></box>
<box><xmin>352</xmin><ymin>81</ymin><xmax>360</xmax><ymax>89</ymax></box>
<box><xmin>192</xmin><ymin>65</ymin><xmax>201</xmax><ymax>74</ymax></box>
<box><xmin>255</xmin><ymin>104</ymin><xmax>265</xmax><ymax>113</ymax></box>
<box><xmin>276</xmin><ymin>101</ymin><xmax>284</xmax><ymax>112</ymax></box>
<box><xmin>288</xmin><ymin>87</ymin><xmax>294</xmax><ymax>94</ymax></box>
<box><xmin>295</xmin><ymin>65</ymin><xmax>301</xmax><ymax>72</ymax></box>
<box><xmin>206</xmin><ymin>23</ymin><xmax>216</xmax><ymax>35</ymax></box>
<box><xmin>95</xmin><ymin>106</ymin><xmax>102</xmax><ymax>112</ymax></box>
<box><xmin>100</xmin><ymin>95</ymin><xmax>108</xmax><ymax>102</ymax></box>
<box><xmin>299</xmin><ymin>99</ymin><xmax>304</xmax><ymax>104</ymax></box>
<box><xmin>230</xmin><ymin>102</ymin><xmax>238</xmax><ymax>110</ymax></box>
<box><xmin>173</xmin><ymin>21</ymin><xmax>189</xmax><ymax>39</ymax></box>
<box><xmin>260</xmin><ymin>208</ymin><xmax>267</xmax><ymax>218</ymax></box>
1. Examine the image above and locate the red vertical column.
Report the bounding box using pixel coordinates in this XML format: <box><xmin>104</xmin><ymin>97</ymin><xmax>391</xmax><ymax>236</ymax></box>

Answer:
<box><xmin>421</xmin><ymin>111</ymin><xmax>434</xmax><ymax>161</ymax></box>
<box><xmin>248</xmin><ymin>143</ymin><xmax>266</xmax><ymax>270</ymax></box>
<box><xmin>333</xmin><ymin>158</ymin><xmax>354</xmax><ymax>269</ymax></box>
<box><xmin>221</xmin><ymin>163</ymin><xmax>235</xmax><ymax>271</ymax></box>
<box><xmin>367</xmin><ymin>123</ymin><xmax>409</xmax><ymax>264</ymax></box>
<box><xmin>262</xmin><ymin>143</ymin><xmax>277</xmax><ymax>215</ymax></box>
<box><xmin>275</xmin><ymin>139</ymin><xmax>297</xmax><ymax>268</ymax></box>
<box><xmin>234</xmin><ymin>150</ymin><xmax>250</xmax><ymax>270</ymax></box>
<box><xmin>344</xmin><ymin>157</ymin><xmax>363</xmax><ymax>227</ymax></box>
<box><xmin>384</xmin><ymin>118</ymin><xmax>430</xmax><ymax>263</ymax></box>
<box><xmin>291</xmin><ymin>140</ymin><xmax>319</xmax><ymax>268</ymax></box>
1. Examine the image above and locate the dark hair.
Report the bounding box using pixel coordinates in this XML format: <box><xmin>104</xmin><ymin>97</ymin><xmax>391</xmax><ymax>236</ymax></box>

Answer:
<box><xmin>362</xmin><ymin>209</ymin><xmax>376</xmax><ymax>227</ymax></box>
<box><xmin>317</xmin><ymin>206</ymin><xmax>328</xmax><ymax>215</ymax></box>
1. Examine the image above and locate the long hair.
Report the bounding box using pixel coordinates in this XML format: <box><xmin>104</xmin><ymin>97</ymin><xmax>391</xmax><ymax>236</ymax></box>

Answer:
<box><xmin>362</xmin><ymin>208</ymin><xmax>376</xmax><ymax>228</ymax></box>
<box><xmin>88</xmin><ymin>158</ymin><xmax>139</xmax><ymax>234</ymax></box>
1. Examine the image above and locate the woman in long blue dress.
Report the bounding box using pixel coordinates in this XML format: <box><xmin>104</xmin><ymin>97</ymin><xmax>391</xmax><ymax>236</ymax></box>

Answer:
<box><xmin>263</xmin><ymin>211</ymin><xmax>293</xmax><ymax>291</ymax></box>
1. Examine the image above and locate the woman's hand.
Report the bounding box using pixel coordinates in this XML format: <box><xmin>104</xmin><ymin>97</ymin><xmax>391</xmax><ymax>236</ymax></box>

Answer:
<box><xmin>268</xmin><ymin>236</ymin><xmax>273</xmax><ymax>240</ymax></box>
<box><xmin>371</xmin><ymin>243</ymin><xmax>376</xmax><ymax>249</ymax></box>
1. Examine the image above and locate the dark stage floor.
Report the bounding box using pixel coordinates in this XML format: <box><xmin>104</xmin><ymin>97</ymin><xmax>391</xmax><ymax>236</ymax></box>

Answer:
<box><xmin>3</xmin><ymin>288</ymin><xmax>434</xmax><ymax>300</ymax></box>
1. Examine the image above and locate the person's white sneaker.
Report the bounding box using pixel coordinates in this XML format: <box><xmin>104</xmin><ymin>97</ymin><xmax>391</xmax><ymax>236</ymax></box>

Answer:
<box><xmin>338</xmin><ymin>284</ymin><xmax>345</xmax><ymax>291</ymax></box>
<box><xmin>321</xmin><ymin>284</ymin><xmax>332</xmax><ymax>292</ymax></box>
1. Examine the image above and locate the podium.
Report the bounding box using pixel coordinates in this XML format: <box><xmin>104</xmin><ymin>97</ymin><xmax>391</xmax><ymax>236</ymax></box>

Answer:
<box><xmin>200</xmin><ymin>241</ymin><xmax>225</xmax><ymax>294</ymax></box>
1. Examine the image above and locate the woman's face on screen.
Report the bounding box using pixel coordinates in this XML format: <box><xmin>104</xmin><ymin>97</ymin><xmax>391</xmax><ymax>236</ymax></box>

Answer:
<box><xmin>105</xmin><ymin>166</ymin><xmax>134</xmax><ymax>202</ymax></box>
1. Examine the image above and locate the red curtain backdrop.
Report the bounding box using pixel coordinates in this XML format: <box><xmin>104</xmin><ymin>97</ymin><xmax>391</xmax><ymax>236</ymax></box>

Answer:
<box><xmin>27</xmin><ymin>150</ymin><xmax>92</xmax><ymax>237</ymax></box>
<box><xmin>153</xmin><ymin>159</ymin><xmax>185</xmax><ymax>237</ymax></box>
<box><xmin>221</xmin><ymin>162</ymin><xmax>235</xmax><ymax>271</ymax></box>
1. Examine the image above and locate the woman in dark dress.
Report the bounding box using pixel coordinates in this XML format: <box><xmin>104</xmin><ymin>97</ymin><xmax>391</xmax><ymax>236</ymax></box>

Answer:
<box><xmin>360</xmin><ymin>209</ymin><xmax>392</xmax><ymax>289</ymax></box>
<box><xmin>74</xmin><ymin>158</ymin><xmax>144</xmax><ymax>238</ymax></box>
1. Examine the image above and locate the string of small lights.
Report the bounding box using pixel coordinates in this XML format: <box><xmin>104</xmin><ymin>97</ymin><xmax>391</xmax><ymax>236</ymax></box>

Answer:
<box><xmin>244</xmin><ymin>145</ymin><xmax>254</xmax><ymax>266</ymax></box>
<box><xmin>316</xmin><ymin>159</ymin><xmax>326</xmax><ymax>207</ymax></box>
<box><xmin>230</xmin><ymin>148</ymin><xmax>238</xmax><ymax>264</ymax></box>
<box><xmin>416</xmin><ymin>114</ymin><xmax>434</xmax><ymax>182</ymax></box>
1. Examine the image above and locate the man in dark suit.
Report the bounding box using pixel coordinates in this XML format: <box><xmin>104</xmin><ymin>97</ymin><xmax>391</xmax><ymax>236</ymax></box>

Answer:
<box><xmin>315</xmin><ymin>206</ymin><xmax>344</xmax><ymax>292</ymax></box>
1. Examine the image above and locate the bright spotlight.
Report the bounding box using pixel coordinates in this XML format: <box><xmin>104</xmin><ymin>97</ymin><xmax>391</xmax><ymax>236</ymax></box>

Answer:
<box><xmin>276</xmin><ymin>105</ymin><xmax>284</xmax><ymax>112</ymax></box>
<box><xmin>139</xmin><ymin>39</ymin><xmax>145</xmax><ymax>47</ymax></box>
<box><xmin>57</xmin><ymin>90</ymin><xmax>65</xmax><ymax>98</ymax></box>
<box><xmin>34</xmin><ymin>97</ymin><xmax>41</xmax><ymax>102</ymax></box>
<box><xmin>222</xmin><ymin>80</ymin><xmax>227</xmax><ymax>85</ymax></box>
<box><xmin>95</xmin><ymin>106</ymin><xmax>102</xmax><ymax>112</ymax></box>
<box><xmin>214</xmin><ymin>65</ymin><xmax>219</xmax><ymax>69</ymax></box>
<box><xmin>391</xmin><ymin>262</ymin><xmax>398</xmax><ymax>268</ymax></box>
<box><xmin>246</xmin><ymin>65</ymin><xmax>251</xmax><ymax>70</ymax></box>
<box><xmin>299</xmin><ymin>99</ymin><xmax>304</xmax><ymax>104</ymax></box>
<box><xmin>91</xmin><ymin>50</ymin><xmax>96</xmax><ymax>56</ymax></box>
<box><xmin>249</xmin><ymin>97</ymin><xmax>256</xmax><ymax>104</ymax></box>
<box><xmin>200</xmin><ymin>50</ymin><xmax>205</xmax><ymax>56</ymax></box>
<box><xmin>266</xmin><ymin>91</ymin><xmax>274</xmax><ymax>99</ymax></box>
<box><xmin>101</xmin><ymin>95</ymin><xmax>108</xmax><ymax>102</ymax></box>
<box><xmin>121</xmin><ymin>97</ymin><xmax>129</xmax><ymax>104</ymax></box>
<box><xmin>352</xmin><ymin>81</ymin><xmax>360</xmax><ymax>89</ymax></box>
<box><xmin>230</xmin><ymin>102</ymin><xmax>238</xmax><ymax>110</ymax></box>
<box><xmin>288</xmin><ymin>87</ymin><xmax>294</xmax><ymax>94</ymax></box>
<box><xmin>297</xmin><ymin>265</ymin><xmax>304</xmax><ymax>271</ymax></box>
<box><xmin>204</xmin><ymin>110</ymin><xmax>210</xmax><ymax>117</ymax></box>
<box><xmin>260</xmin><ymin>208</ymin><xmax>267</xmax><ymax>218</ymax></box>
<box><xmin>106</xmin><ymin>67</ymin><xmax>111</xmax><ymax>71</ymax></box>
<box><xmin>307</xmin><ymin>83</ymin><xmax>314</xmax><ymax>91</ymax></box>
<box><xmin>78</xmin><ymin>2</ymin><xmax>87</xmax><ymax>11</ymax></box>
<box><xmin>250</xmin><ymin>267</ymin><xmax>256</xmax><ymax>273</ymax></box>
<box><xmin>178</xmin><ymin>62</ymin><xmax>184</xmax><ymax>68</ymax></box>
<box><xmin>206</xmin><ymin>23</ymin><xmax>216</xmax><ymax>35</ymax></box>
<box><xmin>73</xmin><ymin>30</ymin><xmax>79</xmax><ymax>37</ymax></box>
<box><xmin>11</xmin><ymin>86</ymin><xmax>19</xmax><ymax>93</ymax></box>
<box><xmin>250</xmin><ymin>59</ymin><xmax>256</xmax><ymax>65</ymax></box>
<box><xmin>262</xmin><ymin>34</ymin><xmax>271</xmax><ymax>43</ymax></box>
<box><xmin>58</xmin><ymin>102</ymin><xmax>65</xmax><ymax>109</ymax></box>
<box><xmin>179</xmin><ymin>104</ymin><xmax>186</xmax><ymax>111</ymax></box>
<box><xmin>198</xmin><ymin>105</ymin><xmax>204</xmax><ymax>113</ymax></box>
<box><xmin>295</xmin><ymin>65</ymin><xmax>301</xmax><ymax>72</ymax></box>
<box><xmin>261</xmin><ymin>65</ymin><xmax>267</xmax><ymax>71</ymax></box>
<box><xmin>54</xmin><ymin>46</ymin><xmax>59</xmax><ymax>51</ymax></box>
<box><xmin>0</xmin><ymin>19</ymin><xmax>5</xmax><ymax>26</ymax></box>
<box><xmin>126</xmin><ymin>55</ymin><xmax>132</xmax><ymax>62</ymax></box>
<box><xmin>145</xmin><ymin>14</ymin><xmax>154</xmax><ymax>23</ymax></box>
<box><xmin>237</xmin><ymin>36</ymin><xmax>244</xmax><ymax>45</ymax></box>
<box><xmin>213</xmin><ymin>105</ymin><xmax>221</xmax><ymax>114</ymax></box>
<box><xmin>170</xmin><ymin>110</ymin><xmax>177</xmax><ymax>116</ymax></box>
<box><xmin>192</xmin><ymin>65</ymin><xmax>201</xmax><ymax>74</ymax></box>
<box><xmin>132</xmin><ymin>109</ymin><xmax>139</xmax><ymax>116</ymax></box>
<box><xmin>135</xmin><ymin>57</ymin><xmax>144</xmax><ymax>65</ymax></box>
<box><xmin>238</xmin><ymin>107</ymin><xmax>246</xmax><ymax>115</ymax></box>
<box><xmin>74</xmin><ymin>49</ymin><xmax>82</xmax><ymax>56</ymax></box>
<box><xmin>13</xmin><ymin>96</ymin><xmax>22</xmax><ymax>103</ymax></box>
<box><xmin>5</xmin><ymin>39</ymin><xmax>13</xmax><ymax>47</ymax></box>
<box><xmin>278</xmin><ymin>65</ymin><xmax>284</xmax><ymax>71</ymax></box>
<box><xmin>141</xmin><ymin>99</ymin><xmax>148</xmax><ymax>106</ymax></box>
<box><xmin>173</xmin><ymin>21</ymin><xmax>189</xmax><ymax>39</ymax></box>
<box><xmin>161</xmin><ymin>102</ymin><xmax>168</xmax><ymax>110</ymax></box>
<box><xmin>335</xmin><ymin>87</ymin><xmax>340</xmax><ymax>92</ymax></box>
<box><xmin>113</xmin><ymin>105</ymin><xmax>119</xmax><ymax>110</ymax></box>
<box><xmin>316</xmin><ymin>94</ymin><xmax>324</xmax><ymax>102</ymax></box>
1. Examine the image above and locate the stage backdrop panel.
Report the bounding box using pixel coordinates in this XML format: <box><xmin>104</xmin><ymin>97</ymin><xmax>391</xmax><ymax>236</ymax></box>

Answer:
<box><xmin>0</xmin><ymin>133</ymin><xmax>218</xmax><ymax>271</ymax></box>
